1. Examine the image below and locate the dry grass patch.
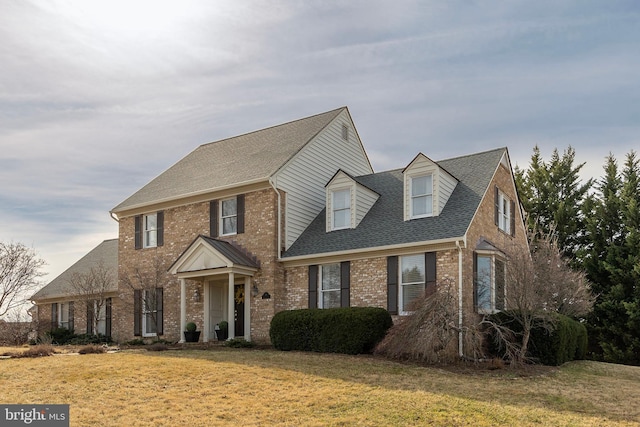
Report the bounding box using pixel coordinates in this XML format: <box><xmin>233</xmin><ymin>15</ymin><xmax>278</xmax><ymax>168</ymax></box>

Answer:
<box><xmin>0</xmin><ymin>348</ymin><xmax>638</xmax><ymax>426</ymax></box>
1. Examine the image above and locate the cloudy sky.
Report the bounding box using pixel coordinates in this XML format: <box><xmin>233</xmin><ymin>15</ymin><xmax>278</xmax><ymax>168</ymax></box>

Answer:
<box><xmin>1</xmin><ymin>0</ymin><xmax>638</xmax><ymax>287</ymax></box>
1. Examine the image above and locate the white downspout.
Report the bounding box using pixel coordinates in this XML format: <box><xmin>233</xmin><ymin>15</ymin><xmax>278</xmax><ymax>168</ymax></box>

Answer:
<box><xmin>269</xmin><ymin>177</ymin><xmax>282</xmax><ymax>259</ymax></box>
<box><xmin>456</xmin><ymin>240</ymin><xmax>464</xmax><ymax>358</ymax></box>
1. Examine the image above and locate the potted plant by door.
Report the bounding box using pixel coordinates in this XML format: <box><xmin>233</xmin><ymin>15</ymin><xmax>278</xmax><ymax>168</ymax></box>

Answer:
<box><xmin>215</xmin><ymin>321</ymin><xmax>228</xmax><ymax>341</ymax></box>
<box><xmin>184</xmin><ymin>322</ymin><xmax>201</xmax><ymax>343</ymax></box>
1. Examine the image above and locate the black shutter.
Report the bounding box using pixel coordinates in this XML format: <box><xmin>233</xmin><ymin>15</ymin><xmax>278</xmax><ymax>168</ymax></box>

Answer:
<box><xmin>387</xmin><ymin>256</ymin><xmax>398</xmax><ymax>315</ymax></box>
<box><xmin>510</xmin><ymin>200</ymin><xmax>516</xmax><ymax>237</ymax></box>
<box><xmin>68</xmin><ymin>301</ymin><xmax>74</xmax><ymax>332</ymax></box>
<box><xmin>134</xmin><ymin>289</ymin><xmax>141</xmax><ymax>336</ymax></box>
<box><xmin>340</xmin><ymin>261</ymin><xmax>350</xmax><ymax>308</ymax></box>
<box><xmin>51</xmin><ymin>303</ymin><xmax>58</xmax><ymax>330</ymax></box>
<box><xmin>210</xmin><ymin>200</ymin><xmax>218</xmax><ymax>237</ymax></box>
<box><xmin>425</xmin><ymin>252</ymin><xmax>437</xmax><ymax>296</ymax></box>
<box><xmin>156</xmin><ymin>287</ymin><xmax>164</xmax><ymax>335</ymax></box>
<box><xmin>134</xmin><ymin>215</ymin><xmax>142</xmax><ymax>249</ymax></box>
<box><xmin>494</xmin><ymin>186</ymin><xmax>500</xmax><ymax>226</ymax></box>
<box><xmin>495</xmin><ymin>259</ymin><xmax>505</xmax><ymax>311</ymax></box>
<box><xmin>308</xmin><ymin>265</ymin><xmax>318</xmax><ymax>309</ymax></box>
<box><xmin>473</xmin><ymin>252</ymin><xmax>478</xmax><ymax>313</ymax></box>
<box><xmin>237</xmin><ymin>195</ymin><xmax>245</xmax><ymax>234</ymax></box>
<box><xmin>157</xmin><ymin>211</ymin><xmax>164</xmax><ymax>246</ymax></box>
<box><xmin>105</xmin><ymin>298</ymin><xmax>112</xmax><ymax>338</ymax></box>
<box><xmin>87</xmin><ymin>302</ymin><xmax>94</xmax><ymax>335</ymax></box>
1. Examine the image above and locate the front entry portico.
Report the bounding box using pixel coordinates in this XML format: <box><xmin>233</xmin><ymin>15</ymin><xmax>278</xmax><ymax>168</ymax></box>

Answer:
<box><xmin>168</xmin><ymin>235</ymin><xmax>259</xmax><ymax>343</ymax></box>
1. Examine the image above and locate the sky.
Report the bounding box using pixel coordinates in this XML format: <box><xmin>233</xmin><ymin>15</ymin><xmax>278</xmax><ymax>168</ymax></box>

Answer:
<box><xmin>1</xmin><ymin>0</ymin><xmax>639</xmax><ymax>293</ymax></box>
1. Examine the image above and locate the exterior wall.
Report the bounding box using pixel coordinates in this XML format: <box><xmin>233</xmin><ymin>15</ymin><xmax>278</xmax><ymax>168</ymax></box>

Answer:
<box><xmin>115</xmin><ymin>188</ymin><xmax>281</xmax><ymax>344</ymax></box>
<box><xmin>275</xmin><ymin>109</ymin><xmax>373</xmax><ymax>248</ymax></box>
<box><xmin>462</xmin><ymin>161</ymin><xmax>529</xmax><ymax>328</ymax></box>
<box><xmin>34</xmin><ymin>299</ymin><xmax>93</xmax><ymax>337</ymax></box>
<box><xmin>283</xmin><ymin>249</ymin><xmax>460</xmax><ymax>314</ymax></box>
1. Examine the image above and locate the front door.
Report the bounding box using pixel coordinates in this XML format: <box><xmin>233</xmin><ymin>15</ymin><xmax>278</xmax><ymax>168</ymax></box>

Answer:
<box><xmin>234</xmin><ymin>284</ymin><xmax>245</xmax><ymax>337</ymax></box>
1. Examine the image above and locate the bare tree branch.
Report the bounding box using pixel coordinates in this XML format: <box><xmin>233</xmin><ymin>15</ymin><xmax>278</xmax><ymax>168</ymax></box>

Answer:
<box><xmin>0</xmin><ymin>242</ymin><xmax>46</xmax><ymax>318</ymax></box>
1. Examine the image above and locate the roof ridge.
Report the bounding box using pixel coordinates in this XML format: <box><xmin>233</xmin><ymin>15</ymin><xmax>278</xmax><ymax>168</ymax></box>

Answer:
<box><xmin>198</xmin><ymin>106</ymin><xmax>346</xmax><ymax>149</ymax></box>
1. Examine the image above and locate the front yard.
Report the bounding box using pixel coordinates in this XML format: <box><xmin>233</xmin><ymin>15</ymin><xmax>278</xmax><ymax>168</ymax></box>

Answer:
<box><xmin>1</xmin><ymin>346</ymin><xmax>639</xmax><ymax>426</ymax></box>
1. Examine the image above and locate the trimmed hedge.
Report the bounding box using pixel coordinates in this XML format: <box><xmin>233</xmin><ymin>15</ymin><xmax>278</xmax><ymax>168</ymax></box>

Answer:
<box><xmin>270</xmin><ymin>307</ymin><xmax>393</xmax><ymax>355</ymax></box>
<box><xmin>488</xmin><ymin>311</ymin><xmax>588</xmax><ymax>366</ymax></box>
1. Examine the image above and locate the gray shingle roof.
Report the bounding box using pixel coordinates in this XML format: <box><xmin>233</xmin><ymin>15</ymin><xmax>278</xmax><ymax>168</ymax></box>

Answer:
<box><xmin>199</xmin><ymin>236</ymin><xmax>260</xmax><ymax>269</ymax></box>
<box><xmin>31</xmin><ymin>239</ymin><xmax>118</xmax><ymax>301</ymax></box>
<box><xmin>112</xmin><ymin>107</ymin><xmax>346</xmax><ymax>213</ymax></box>
<box><xmin>283</xmin><ymin>148</ymin><xmax>506</xmax><ymax>258</ymax></box>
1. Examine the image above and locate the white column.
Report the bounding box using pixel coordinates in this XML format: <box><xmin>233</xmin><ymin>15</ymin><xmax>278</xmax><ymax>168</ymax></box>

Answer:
<box><xmin>244</xmin><ymin>277</ymin><xmax>251</xmax><ymax>342</ymax></box>
<box><xmin>227</xmin><ymin>272</ymin><xmax>235</xmax><ymax>340</ymax></box>
<box><xmin>179</xmin><ymin>278</ymin><xmax>186</xmax><ymax>343</ymax></box>
<box><xmin>203</xmin><ymin>281</ymin><xmax>210</xmax><ymax>343</ymax></box>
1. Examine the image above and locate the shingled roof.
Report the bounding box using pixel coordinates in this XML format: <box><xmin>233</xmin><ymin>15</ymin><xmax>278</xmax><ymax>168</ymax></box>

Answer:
<box><xmin>112</xmin><ymin>107</ymin><xmax>347</xmax><ymax>214</ymax></box>
<box><xmin>283</xmin><ymin>148</ymin><xmax>506</xmax><ymax>258</ymax></box>
<box><xmin>31</xmin><ymin>239</ymin><xmax>118</xmax><ymax>301</ymax></box>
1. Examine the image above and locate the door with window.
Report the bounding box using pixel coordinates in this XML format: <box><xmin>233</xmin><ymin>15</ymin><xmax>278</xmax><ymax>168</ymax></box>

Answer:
<box><xmin>234</xmin><ymin>284</ymin><xmax>245</xmax><ymax>337</ymax></box>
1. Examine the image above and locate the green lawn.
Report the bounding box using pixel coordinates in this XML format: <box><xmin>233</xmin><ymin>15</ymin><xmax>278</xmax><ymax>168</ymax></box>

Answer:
<box><xmin>1</xmin><ymin>347</ymin><xmax>639</xmax><ymax>426</ymax></box>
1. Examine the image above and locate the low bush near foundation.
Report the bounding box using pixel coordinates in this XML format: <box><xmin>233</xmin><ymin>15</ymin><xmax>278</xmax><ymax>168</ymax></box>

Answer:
<box><xmin>270</xmin><ymin>307</ymin><xmax>392</xmax><ymax>355</ymax></box>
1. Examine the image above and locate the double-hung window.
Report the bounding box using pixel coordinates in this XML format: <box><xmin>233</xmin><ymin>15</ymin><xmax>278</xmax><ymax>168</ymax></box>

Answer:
<box><xmin>498</xmin><ymin>192</ymin><xmax>511</xmax><ymax>234</ymax></box>
<box><xmin>475</xmin><ymin>253</ymin><xmax>506</xmax><ymax>313</ymax></box>
<box><xmin>143</xmin><ymin>213</ymin><xmax>158</xmax><ymax>248</ymax></box>
<box><xmin>319</xmin><ymin>263</ymin><xmax>341</xmax><ymax>308</ymax></box>
<box><xmin>58</xmin><ymin>303</ymin><xmax>70</xmax><ymax>329</ymax></box>
<box><xmin>220</xmin><ymin>198</ymin><xmax>238</xmax><ymax>235</ymax></box>
<box><xmin>399</xmin><ymin>254</ymin><xmax>426</xmax><ymax>313</ymax></box>
<box><xmin>142</xmin><ymin>289</ymin><xmax>158</xmax><ymax>337</ymax></box>
<box><xmin>331</xmin><ymin>189</ymin><xmax>351</xmax><ymax>230</ymax></box>
<box><xmin>410</xmin><ymin>175</ymin><xmax>433</xmax><ymax>218</ymax></box>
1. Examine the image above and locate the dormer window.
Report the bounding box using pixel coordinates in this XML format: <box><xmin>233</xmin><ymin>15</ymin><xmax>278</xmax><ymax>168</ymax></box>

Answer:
<box><xmin>331</xmin><ymin>189</ymin><xmax>351</xmax><ymax>230</ymax></box>
<box><xmin>410</xmin><ymin>174</ymin><xmax>433</xmax><ymax>218</ymax></box>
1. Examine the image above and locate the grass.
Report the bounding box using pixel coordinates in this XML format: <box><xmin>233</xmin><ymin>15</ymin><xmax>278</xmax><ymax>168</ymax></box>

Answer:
<box><xmin>0</xmin><ymin>347</ymin><xmax>639</xmax><ymax>426</ymax></box>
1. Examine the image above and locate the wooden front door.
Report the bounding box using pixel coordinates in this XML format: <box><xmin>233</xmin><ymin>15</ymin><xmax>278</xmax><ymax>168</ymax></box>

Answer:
<box><xmin>234</xmin><ymin>284</ymin><xmax>245</xmax><ymax>337</ymax></box>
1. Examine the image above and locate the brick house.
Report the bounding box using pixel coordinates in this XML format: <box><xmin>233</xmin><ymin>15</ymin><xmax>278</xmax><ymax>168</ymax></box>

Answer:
<box><xmin>31</xmin><ymin>106</ymin><xmax>527</xmax><ymax>356</ymax></box>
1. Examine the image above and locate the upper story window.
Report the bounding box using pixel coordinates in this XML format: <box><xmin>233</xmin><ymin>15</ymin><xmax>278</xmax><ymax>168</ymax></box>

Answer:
<box><xmin>143</xmin><ymin>213</ymin><xmax>158</xmax><ymax>248</ymax></box>
<box><xmin>331</xmin><ymin>189</ymin><xmax>351</xmax><ymax>230</ymax></box>
<box><xmin>475</xmin><ymin>252</ymin><xmax>506</xmax><ymax>314</ymax></box>
<box><xmin>320</xmin><ymin>263</ymin><xmax>341</xmax><ymax>309</ymax></box>
<box><xmin>410</xmin><ymin>174</ymin><xmax>433</xmax><ymax>219</ymax></box>
<box><xmin>220</xmin><ymin>197</ymin><xmax>238</xmax><ymax>235</ymax></box>
<box><xmin>135</xmin><ymin>211</ymin><xmax>163</xmax><ymax>250</ymax></box>
<box><xmin>399</xmin><ymin>254</ymin><xmax>425</xmax><ymax>313</ymax></box>
<box><xmin>495</xmin><ymin>187</ymin><xmax>515</xmax><ymax>236</ymax></box>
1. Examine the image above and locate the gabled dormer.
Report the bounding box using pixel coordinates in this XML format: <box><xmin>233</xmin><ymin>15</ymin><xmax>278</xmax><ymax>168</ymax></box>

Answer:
<box><xmin>403</xmin><ymin>153</ymin><xmax>458</xmax><ymax>221</ymax></box>
<box><xmin>325</xmin><ymin>170</ymin><xmax>379</xmax><ymax>232</ymax></box>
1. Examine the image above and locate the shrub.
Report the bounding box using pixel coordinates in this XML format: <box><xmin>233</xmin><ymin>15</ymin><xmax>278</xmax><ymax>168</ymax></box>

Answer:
<box><xmin>47</xmin><ymin>327</ymin><xmax>75</xmax><ymax>345</ymax></box>
<box><xmin>186</xmin><ymin>322</ymin><xmax>197</xmax><ymax>332</ymax></box>
<box><xmin>125</xmin><ymin>338</ymin><xmax>146</xmax><ymax>346</ymax></box>
<box><xmin>68</xmin><ymin>334</ymin><xmax>112</xmax><ymax>345</ymax></box>
<box><xmin>487</xmin><ymin>311</ymin><xmax>588</xmax><ymax>366</ymax></box>
<box><xmin>146</xmin><ymin>343</ymin><xmax>169</xmax><ymax>352</ymax></box>
<box><xmin>6</xmin><ymin>345</ymin><xmax>56</xmax><ymax>358</ymax></box>
<box><xmin>270</xmin><ymin>307</ymin><xmax>392</xmax><ymax>355</ymax></box>
<box><xmin>78</xmin><ymin>345</ymin><xmax>106</xmax><ymax>355</ymax></box>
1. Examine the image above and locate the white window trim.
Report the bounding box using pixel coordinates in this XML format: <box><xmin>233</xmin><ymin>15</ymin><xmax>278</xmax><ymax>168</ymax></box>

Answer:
<box><xmin>409</xmin><ymin>174</ymin><xmax>433</xmax><ymax>219</ymax></box>
<box><xmin>398</xmin><ymin>254</ymin><xmax>426</xmax><ymax>315</ymax></box>
<box><xmin>319</xmin><ymin>263</ymin><xmax>341</xmax><ymax>309</ymax></box>
<box><xmin>476</xmin><ymin>252</ymin><xmax>506</xmax><ymax>314</ymax></box>
<box><xmin>219</xmin><ymin>197</ymin><xmax>238</xmax><ymax>236</ymax></box>
<box><xmin>142</xmin><ymin>289</ymin><xmax>158</xmax><ymax>337</ymax></box>
<box><xmin>498</xmin><ymin>191</ymin><xmax>511</xmax><ymax>234</ymax></box>
<box><xmin>143</xmin><ymin>213</ymin><xmax>158</xmax><ymax>248</ymax></box>
<box><xmin>94</xmin><ymin>300</ymin><xmax>107</xmax><ymax>336</ymax></box>
<box><xmin>331</xmin><ymin>188</ymin><xmax>352</xmax><ymax>231</ymax></box>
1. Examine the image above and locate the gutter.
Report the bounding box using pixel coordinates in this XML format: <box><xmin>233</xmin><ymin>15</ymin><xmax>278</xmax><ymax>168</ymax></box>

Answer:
<box><xmin>110</xmin><ymin>212</ymin><xmax>119</xmax><ymax>223</ymax></box>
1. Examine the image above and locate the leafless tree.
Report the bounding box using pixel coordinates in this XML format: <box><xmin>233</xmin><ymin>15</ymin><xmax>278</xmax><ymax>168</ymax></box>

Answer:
<box><xmin>0</xmin><ymin>311</ymin><xmax>32</xmax><ymax>345</ymax></box>
<box><xmin>485</xmin><ymin>225</ymin><xmax>594</xmax><ymax>365</ymax></box>
<box><xmin>375</xmin><ymin>278</ymin><xmax>484</xmax><ymax>364</ymax></box>
<box><xmin>0</xmin><ymin>242</ymin><xmax>46</xmax><ymax>318</ymax></box>
<box><xmin>67</xmin><ymin>260</ymin><xmax>115</xmax><ymax>336</ymax></box>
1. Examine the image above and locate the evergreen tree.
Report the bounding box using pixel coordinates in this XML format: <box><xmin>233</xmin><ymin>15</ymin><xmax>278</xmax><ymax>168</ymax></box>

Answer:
<box><xmin>585</xmin><ymin>151</ymin><xmax>640</xmax><ymax>364</ymax></box>
<box><xmin>516</xmin><ymin>146</ymin><xmax>593</xmax><ymax>259</ymax></box>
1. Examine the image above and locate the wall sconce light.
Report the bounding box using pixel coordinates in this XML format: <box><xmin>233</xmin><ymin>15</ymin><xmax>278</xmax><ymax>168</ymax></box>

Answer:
<box><xmin>261</xmin><ymin>292</ymin><xmax>271</xmax><ymax>299</ymax></box>
<box><xmin>193</xmin><ymin>288</ymin><xmax>201</xmax><ymax>302</ymax></box>
<box><xmin>251</xmin><ymin>284</ymin><xmax>259</xmax><ymax>298</ymax></box>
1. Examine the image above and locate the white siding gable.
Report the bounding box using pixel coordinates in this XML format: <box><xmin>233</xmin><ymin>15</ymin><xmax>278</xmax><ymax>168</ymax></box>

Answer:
<box><xmin>325</xmin><ymin>170</ymin><xmax>379</xmax><ymax>231</ymax></box>
<box><xmin>273</xmin><ymin>108</ymin><xmax>373</xmax><ymax>248</ymax></box>
<box><xmin>403</xmin><ymin>153</ymin><xmax>458</xmax><ymax>221</ymax></box>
